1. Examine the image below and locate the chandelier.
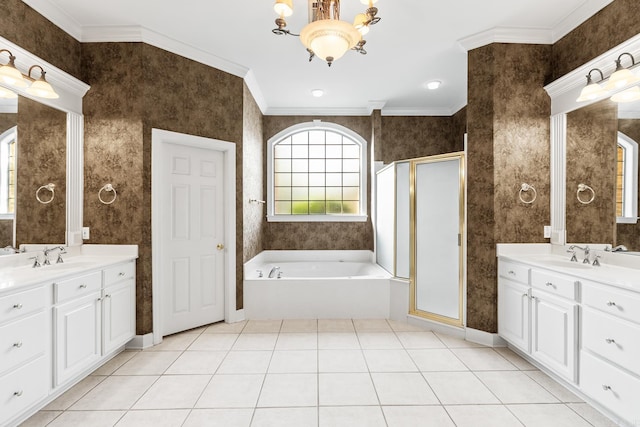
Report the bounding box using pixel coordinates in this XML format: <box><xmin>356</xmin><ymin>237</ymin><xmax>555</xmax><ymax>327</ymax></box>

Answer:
<box><xmin>272</xmin><ymin>0</ymin><xmax>381</xmax><ymax>67</ymax></box>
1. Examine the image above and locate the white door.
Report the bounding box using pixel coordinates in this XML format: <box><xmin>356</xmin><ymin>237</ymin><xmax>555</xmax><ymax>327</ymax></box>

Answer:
<box><xmin>161</xmin><ymin>143</ymin><xmax>225</xmax><ymax>336</ymax></box>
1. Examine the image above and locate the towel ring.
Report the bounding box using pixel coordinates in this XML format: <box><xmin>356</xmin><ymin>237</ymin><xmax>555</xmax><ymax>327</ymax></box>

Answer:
<box><xmin>577</xmin><ymin>183</ymin><xmax>595</xmax><ymax>205</ymax></box>
<box><xmin>35</xmin><ymin>183</ymin><xmax>55</xmax><ymax>204</ymax></box>
<box><xmin>518</xmin><ymin>183</ymin><xmax>537</xmax><ymax>204</ymax></box>
<box><xmin>98</xmin><ymin>183</ymin><xmax>117</xmax><ymax>205</ymax></box>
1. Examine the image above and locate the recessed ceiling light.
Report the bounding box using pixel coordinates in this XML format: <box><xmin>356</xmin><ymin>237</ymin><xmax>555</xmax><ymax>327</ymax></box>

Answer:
<box><xmin>425</xmin><ymin>80</ymin><xmax>441</xmax><ymax>90</ymax></box>
<box><xmin>311</xmin><ymin>89</ymin><xmax>324</xmax><ymax>97</ymax></box>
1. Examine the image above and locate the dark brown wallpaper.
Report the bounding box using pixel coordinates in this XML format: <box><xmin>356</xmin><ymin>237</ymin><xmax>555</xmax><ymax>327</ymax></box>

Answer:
<box><xmin>262</xmin><ymin>115</ymin><xmax>374</xmax><ymax>251</ymax></box>
<box><xmin>552</xmin><ymin>0</ymin><xmax>640</xmax><ymax>80</ymax></box>
<box><xmin>617</xmin><ymin>118</ymin><xmax>640</xmax><ymax>251</ymax></box>
<box><xmin>15</xmin><ymin>96</ymin><xmax>67</xmax><ymax>246</ymax></box>
<box><xmin>566</xmin><ymin>100</ymin><xmax>617</xmax><ymax>245</ymax></box>
<box><xmin>467</xmin><ymin>43</ymin><xmax>551</xmax><ymax>333</ymax></box>
<box><xmin>0</xmin><ymin>220</ymin><xmax>12</xmax><ymax>247</ymax></box>
<box><xmin>0</xmin><ymin>113</ymin><xmax>17</xmax><ymax>133</ymax></box>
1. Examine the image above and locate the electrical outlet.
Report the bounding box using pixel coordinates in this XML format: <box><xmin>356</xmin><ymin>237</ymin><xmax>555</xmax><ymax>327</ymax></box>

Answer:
<box><xmin>82</xmin><ymin>227</ymin><xmax>90</xmax><ymax>240</ymax></box>
<box><xmin>544</xmin><ymin>225</ymin><xmax>551</xmax><ymax>238</ymax></box>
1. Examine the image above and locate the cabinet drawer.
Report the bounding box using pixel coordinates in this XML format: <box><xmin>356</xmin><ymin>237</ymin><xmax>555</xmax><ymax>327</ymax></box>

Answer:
<box><xmin>104</xmin><ymin>261</ymin><xmax>135</xmax><ymax>287</ymax></box>
<box><xmin>0</xmin><ymin>286</ymin><xmax>47</xmax><ymax>324</ymax></box>
<box><xmin>580</xmin><ymin>350</ymin><xmax>640</xmax><ymax>426</ymax></box>
<box><xmin>582</xmin><ymin>282</ymin><xmax>640</xmax><ymax>325</ymax></box>
<box><xmin>0</xmin><ymin>311</ymin><xmax>47</xmax><ymax>376</ymax></box>
<box><xmin>0</xmin><ymin>355</ymin><xmax>48</xmax><ymax>424</ymax></box>
<box><xmin>583</xmin><ymin>307</ymin><xmax>640</xmax><ymax>376</ymax></box>
<box><xmin>498</xmin><ymin>260</ymin><xmax>529</xmax><ymax>284</ymax></box>
<box><xmin>531</xmin><ymin>269</ymin><xmax>577</xmax><ymax>301</ymax></box>
<box><xmin>54</xmin><ymin>271</ymin><xmax>102</xmax><ymax>303</ymax></box>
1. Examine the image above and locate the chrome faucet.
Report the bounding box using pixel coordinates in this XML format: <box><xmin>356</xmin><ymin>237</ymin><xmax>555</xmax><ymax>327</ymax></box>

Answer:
<box><xmin>566</xmin><ymin>249</ymin><xmax>578</xmax><ymax>262</ymax></box>
<box><xmin>3</xmin><ymin>245</ymin><xmax>20</xmax><ymax>253</ymax></box>
<box><xmin>569</xmin><ymin>245</ymin><xmax>590</xmax><ymax>264</ymax></box>
<box><xmin>592</xmin><ymin>255</ymin><xmax>602</xmax><ymax>267</ymax></box>
<box><xmin>29</xmin><ymin>256</ymin><xmax>41</xmax><ymax>268</ymax></box>
<box><xmin>268</xmin><ymin>266</ymin><xmax>280</xmax><ymax>278</ymax></box>
<box><xmin>44</xmin><ymin>246</ymin><xmax>66</xmax><ymax>264</ymax></box>
<box><xmin>606</xmin><ymin>245</ymin><xmax>628</xmax><ymax>252</ymax></box>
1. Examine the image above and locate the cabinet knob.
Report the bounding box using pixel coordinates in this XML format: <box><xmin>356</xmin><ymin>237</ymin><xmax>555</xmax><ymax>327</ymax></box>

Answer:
<box><xmin>605</xmin><ymin>338</ymin><xmax>616</xmax><ymax>344</ymax></box>
<box><xmin>602</xmin><ymin>385</ymin><xmax>611</xmax><ymax>391</ymax></box>
<box><xmin>13</xmin><ymin>390</ymin><xmax>23</xmax><ymax>397</ymax></box>
<box><xmin>522</xmin><ymin>293</ymin><xmax>529</xmax><ymax>298</ymax></box>
<box><xmin>105</xmin><ymin>294</ymin><xmax>111</xmax><ymax>299</ymax></box>
<box><xmin>508</xmin><ymin>270</ymin><xmax>515</xmax><ymax>275</ymax></box>
<box><xmin>545</xmin><ymin>282</ymin><xmax>554</xmax><ymax>288</ymax></box>
<box><xmin>118</xmin><ymin>272</ymin><xmax>125</xmax><ymax>277</ymax></box>
<box><xmin>606</xmin><ymin>301</ymin><xmax>616</xmax><ymax>306</ymax></box>
<box><xmin>13</xmin><ymin>341</ymin><xmax>23</xmax><ymax>348</ymax></box>
<box><xmin>79</xmin><ymin>284</ymin><xmax>87</xmax><ymax>289</ymax></box>
<box><xmin>13</xmin><ymin>303</ymin><xmax>23</xmax><ymax>309</ymax></box>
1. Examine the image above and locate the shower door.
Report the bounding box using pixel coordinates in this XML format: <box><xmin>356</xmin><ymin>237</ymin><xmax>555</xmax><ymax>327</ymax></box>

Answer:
<box><xmin>410</xmin><ymin>152</ymin><xmax>465</xmax><ymax>326</ymax></box>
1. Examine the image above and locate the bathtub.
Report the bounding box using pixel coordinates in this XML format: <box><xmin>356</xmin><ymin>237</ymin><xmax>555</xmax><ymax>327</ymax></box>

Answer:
<box><xmin>244</xmin><ymin>250</ymin><xmax>392</xmax><ymax>319</ymax></box>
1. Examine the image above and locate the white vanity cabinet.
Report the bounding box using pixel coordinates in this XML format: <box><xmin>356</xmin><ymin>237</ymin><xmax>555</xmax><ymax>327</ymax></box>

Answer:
<box><xmin>497</xmin><ymin>260</ymin><xmax>530</xmax><ymax>352</ymax></box>
<box><xmin>102</xmin><ymin>261</ymin><xmax>136</xmax><ymax>354</ymax></box>
<box><xmin>0</xmin><ymin>285</ymin><xmax>50</xmax><ymax>424</ymax></box>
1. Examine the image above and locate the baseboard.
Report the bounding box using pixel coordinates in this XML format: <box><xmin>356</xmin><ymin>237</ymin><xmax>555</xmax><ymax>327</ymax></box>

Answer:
<box><xmin>406</xmin><ymin>315</ymin><xmax>466</xmax><ymax>338</ymax></box>
<box><xmin>465</xmin><ymin>327</ymin><xmax>507</xmax><ymax>347</ymax></box>
<box><xmin>227</xmin><ymin>308</ymin><xmax>245</xmax><ymax>323</ymax></box>
<box><xmin>126</xmin><ymin>333</ymin><xmax>154</xmax><ymax>350</ymax></box>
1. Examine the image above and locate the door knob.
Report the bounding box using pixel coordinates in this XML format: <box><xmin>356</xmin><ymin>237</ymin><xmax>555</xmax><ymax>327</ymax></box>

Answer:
<box><xmin>217</xmin><ymin>244</ymin><xmax>225</xmax><ymax>250</ymax></box>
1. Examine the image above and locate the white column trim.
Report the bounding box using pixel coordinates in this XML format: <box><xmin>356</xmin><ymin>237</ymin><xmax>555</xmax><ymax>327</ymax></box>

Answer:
<box><xmin>550</xmin><ymin>114</ymin><xmax>567</xmax><ymax>245</ymax></box>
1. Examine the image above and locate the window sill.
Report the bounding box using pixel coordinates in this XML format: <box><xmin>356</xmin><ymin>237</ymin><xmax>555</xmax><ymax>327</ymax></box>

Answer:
<box><xmin>267</xmin><ymin>215</ymin><xmax>368</xmax><ymax>223</ymax></box>
<box><xmin>617</xmin><ymin>216</ymin><xmax>638</xmax><ymax>224</ymax></box>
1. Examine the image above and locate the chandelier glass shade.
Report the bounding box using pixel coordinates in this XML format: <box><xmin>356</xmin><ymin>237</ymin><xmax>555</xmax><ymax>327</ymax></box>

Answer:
<box><xmin>273</xmin><ymin>0</ymin><xmax>381</xmax><ymax>66</ymax></box>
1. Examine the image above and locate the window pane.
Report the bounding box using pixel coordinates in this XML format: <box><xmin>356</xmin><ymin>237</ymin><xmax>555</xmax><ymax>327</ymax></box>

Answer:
<box><xmin>326</xmin><ymin>187</ymin><xmax>342</xmax><ymax>199</ymax></box>
<box><xmin>309</xmin><ymin>187</ymin><xmax>325</xmax><ymax>200</ymax></box>
<box><xmin>326</xmin><ymin>145</ymin><xmax>342</xmax><ymax>158</ymax></box>
<box><xmin>291</xmin><ymin>173</ymin><xmax>309</xmax><ymax>186</ymax></box>
<box><xmin>326</xmin><ymin>173</ymin><xmax>341</xmax><ymax>186</ymax></box>
<box><xmin>309</xmin><ymin>146</ymin><xmax>325</xmax><ymax>158</ymax></box>
<box><xmin>279</xmin><ymin>136</ymin><xmax>291</xmax><ymax>145</ymax></box>
<box><xmin>292</xmin><ymin>187</ymin><xmax>308</xmax><ymax>200</ymax></box>
<box><xmin>292</xmin><ymin>159</ymin><xmax>308</xmax><ymax>172</ymax></box>
<box><xmin>309</xmin><ymin>159</ymin><xmax>325</xmax><ymax>173</ymax></box>
<box><xmin>275</xmin><ymin>187</ymin><xmax>291</xmax><ymax>200</ymax></box>
<box><xmin>343</xmin><ymin>187</ymin><xmax>359</xmax><ymax>200</ymax></box>
<box><xmin>326</xmin><ymin>132</ymin><xmax>342</xmax><ymax>144</ymax></box>
<box><xmin>275</xmin><ymin>159</ymin><xmax>291</xmax><ymax>172</ymax></box>
<box><xmin>292</xmin><ymin>132</ymin><xmax>308</xmax><ymax>144</ymax></box>
<box><xmin>275</xmin><ymin>173</ymin><xmax>291</xmax><ymax>186</ymax></box>
<box><xmin>343</xmin><ymin>144</ymin><xmax>359</xmax><ymax>158</ymax></box>
<box><xmin>309</xmin><ymin>201</ymin><xmax>326</xmax><ymax>214</ymax></box>
<box><xmin>343</xmin><ymin>159</ymin><xmax>359</xmax><ymax>172</ymax></box>
<box><xmin>292</xmin><ymin>145</ymin><xmax>309</xmax><ymax>158</ymax></box>
<box><xmin>327</xmin><ymin>201</ymin><xmax>342</xmax><ymax>213</ymax></box>
<box><xmin>274</xmin><ymin>144</ymin><xmax>291</xmax><ymax>158</ymax></box>
<box><xmin>309</xmin><ymin>130</ymin><xmax>325</xmax><ymax>144</ymax></box>
<box><xmin>275</xmin><ymin>201</ymin><xmax>291</xmax><ymax>214</ymax></box>
<box><xmin>343</xmin><ymin>173</ymin><xmax>359</xmax><ymax>186</ymax></box>
<box><xmin>309</xmin><ymin>173</ymin><xmax>325</xmax><ymax>186</ymax></box>
<box><xmin>292</xmin><ymin>201</ymin><xmax>309</xmax><ymax>214</ymax></box>
<box><xmin>343</xmin><ymin>201</ymin><xmax>358</xmax><ymax>214</ymax></box>
<box><xmin>326</xmin><ymin>159</ymin><xmax>342</xmax><ymax>172</ymax></box>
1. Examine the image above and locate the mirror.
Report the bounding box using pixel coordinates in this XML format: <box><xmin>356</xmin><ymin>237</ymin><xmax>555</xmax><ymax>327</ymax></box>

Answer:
<box><xmin>565</xmin><ymin>97</ymin><xmax>640</xmax><ymax>251</ymax></box>
<box><xmin>0</xmin><ymin>93</ymin><xmax>66</xmax><ymax>250</ymax></box>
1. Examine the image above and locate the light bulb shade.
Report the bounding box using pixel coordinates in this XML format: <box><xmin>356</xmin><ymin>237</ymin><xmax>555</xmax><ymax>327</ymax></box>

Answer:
<box><xmin>25</xmin><ymin>78</ymin><xmax>59</xmax><ymax>99</ymax></box>
<box><xmin>274</xmin><ymin>0</ymin><xmax>293</xmax><ymax>17</ymax></box>
<box><xmin>604</xmin><ymin>68</ymin><xmax>640</xmax><ymax>91</ymax></box>
<box><xmin>611</xmin><ymin>86</ymin><xmax>640</xmax><ymax>103</ymax></box>
<box><xmin>576</xmin><ymin>82</ymin><xmax>607</xmax><ymax>102</ymax></box>
<box><xmin>0</xmin><ymin>87</ymin><xmax>17</xmax><ymax>99</ymax></box>
<box><xmin>300</xmin><ymin>19</ymin><xmax>361</xmax><ymax>63</ymax></box>
<box><xmin>0</xmin><ymin>64</ymin><xmax>28</xmax><ymax>88</ymax></box>
<box><xmin>353</xmin><ymin>14</ymin><xmax>370</xmax><ymax>35</ymax></box>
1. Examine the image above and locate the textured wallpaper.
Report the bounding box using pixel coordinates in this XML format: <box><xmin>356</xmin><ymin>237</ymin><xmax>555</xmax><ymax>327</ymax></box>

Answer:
<box><xmin>16</xmin><ymin>96</ymin><xmax>67</xmax><ymax>246</ymax></box>
<box><xmin>566</xmin><ymin>100</ymin><xmax>617</xmax><ymax>245</ymax></box>
<box><xmin>617</xmin><ymin>118</ymin><xmax>640</xmax><ymax>251</ymax></box>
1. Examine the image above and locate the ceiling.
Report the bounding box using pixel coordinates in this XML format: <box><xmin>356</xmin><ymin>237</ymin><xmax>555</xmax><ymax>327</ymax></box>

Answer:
<box><xmin>22</xmin><ymin>0</ymin><xmax>614</xmax><ymax>116</ymax></box>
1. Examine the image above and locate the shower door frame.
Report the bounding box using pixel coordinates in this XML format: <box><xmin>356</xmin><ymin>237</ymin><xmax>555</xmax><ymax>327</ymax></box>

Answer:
<box><xmin>409</xmin><ymin>151</ymin><xmax>466</xmax><ymax>327</ymax></box>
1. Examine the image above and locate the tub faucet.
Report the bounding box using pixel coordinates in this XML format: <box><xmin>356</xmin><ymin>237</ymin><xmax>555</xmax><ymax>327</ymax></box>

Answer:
<box><xmin>268</xmin><ymin>266</ymin><xmax>280</xmax><ymax>278</ymax></box>
<box><xmin>606</xmin><ymin>245</ymin><xmax>628</xmax><ymax>252</ymax></box>
<box><xmin>569</xmin><ymin>245</ymin><xmax>590</xmax><ymax>264</ymax></box>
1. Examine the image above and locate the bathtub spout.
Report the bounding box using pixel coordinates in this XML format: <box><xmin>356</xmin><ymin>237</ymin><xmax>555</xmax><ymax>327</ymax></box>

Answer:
<box><xmin>268</xmin><ymin>266</ymin><xmax>280</xmax><ymax>278</ymax></box>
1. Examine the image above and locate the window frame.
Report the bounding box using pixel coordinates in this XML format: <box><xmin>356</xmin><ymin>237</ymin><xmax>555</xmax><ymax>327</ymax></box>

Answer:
<box><xmin>267</xmin><ymin>121</ymin><xmax>368</xmax><ymax>223</ymax></box>
<box><xmin>617</xmin><ymin>131</ymin><xmax>638</xmax><ymax>224</ymax></box>
<box><xmin>0</xmin><ymin>126</ymin><xmax>16</xmax><ymax>220</ymax></box>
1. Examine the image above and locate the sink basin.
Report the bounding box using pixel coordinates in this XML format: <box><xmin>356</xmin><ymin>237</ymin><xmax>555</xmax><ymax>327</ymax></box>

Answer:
<box><xmin>46</xmin><ymin>260</ymin><xmax>98</xmax><ymax>270</ymax></box>
<box><xmin>533</xmin><ymin>258</ymin><xmax>592</xmax><ymax>269</ymax></box>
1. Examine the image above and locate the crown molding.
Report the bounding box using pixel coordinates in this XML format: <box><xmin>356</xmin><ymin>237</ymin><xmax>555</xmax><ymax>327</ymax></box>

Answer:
<box><xmin>243</xmin><ymin>70</ymin><xmax>267</xmax><ymax>115</ymax></box>
<box><xmin>382</xmin><ymin>107</ymin><xmax>459</xmax><ymax>117</ymax></box>
<box><xmin>21</xmin><ymin>0</ymin><xmax>83</xmax><ymax>41</ymax></box>
<box><xmin>551</xmin><ymin>0</ymin><xmax>615</xmax><ymax>42</ymax></box>
<box><xmin>458</xmin><ymin>27</ymin><xmax>553</xmax><ymax>52</ymax></box>
<box><xmin>0</xmin><ymin>104</ymin><xmax>17</xmax><ymax>114</ymax></box>
<box><xmin>264</xmin><ymin>106</ymin><xmax>375</xmax><ymax>116</ymax></box>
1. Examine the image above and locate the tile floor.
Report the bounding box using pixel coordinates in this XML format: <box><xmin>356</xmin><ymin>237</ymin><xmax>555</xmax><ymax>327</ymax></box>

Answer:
<box><xmin>20</xmin><ymin>319</ymin><xmax>619</xmax><ymax>427</ymax></box>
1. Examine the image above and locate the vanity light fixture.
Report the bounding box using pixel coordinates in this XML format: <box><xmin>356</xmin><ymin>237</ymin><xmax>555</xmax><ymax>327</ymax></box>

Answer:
<box><xmin>0</xmin><ymin>49</ymin><xmax>59</xmax><ymax>99</ymax></box>
<box><xmin>576</xmin><ymin>69</ymin><xmax>607</xmax><ymax>102</ymax></box>
<box><xmin>272</xmin><ymin>0</ymin><xmax>381</xmax><ymax>67</ymax></box>
<box><xmin>603</xmin><ymin>53</ymin><xmax>640</xmax><ymax>91</ymax></box>
<box><xmin>610</xmin><ymin>86</ymin><xmax>640</xmax><ymax>103</ymax></box>
<box><xmin>0</xmin><ymin>86</ymin><xmax>17</xmax><ymax>99</ymax></box>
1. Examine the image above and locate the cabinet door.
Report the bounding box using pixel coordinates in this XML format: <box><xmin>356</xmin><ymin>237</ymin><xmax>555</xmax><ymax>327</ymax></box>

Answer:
<box><xmin>498</xmin><ymin>278</ymin><xmax>530</xmax><ymax>353</ymax></box>
<box><xmin>54</xmin><ymin>292</ymin><xmax>101</xmax><ymax>386</ymax></box>
<box><xmin>103</xmin><ymin>279</ymin><xmax>135</xmax><ymax>355</ymax></box>
<box><xmin>531</xmin><ymin>289</ymin><xmax>577</xmax><ymax>383</ymax></box>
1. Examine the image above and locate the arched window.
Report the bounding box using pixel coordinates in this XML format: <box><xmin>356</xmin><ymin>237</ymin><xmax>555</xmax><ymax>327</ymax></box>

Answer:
<box><xmin>267</xmin><ymin>121</ymin><xmax>367</xmax><ymax>222</ymax></box>
<box><xmin>616</xmin><ymin>131</ymin><xmax>638</xmax><ymax>224</ymax></box>
<box><xmin>0</xmin><ymin>126</ymin><xmax>17</xmax><ymax>219</ymax></box>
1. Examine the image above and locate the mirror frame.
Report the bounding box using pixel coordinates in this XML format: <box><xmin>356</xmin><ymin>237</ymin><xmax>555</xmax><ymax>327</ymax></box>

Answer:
<box><xmin>0</xmin><ymin>36</ymin><xmax>90</xmax><ymax>246</ymax></box>
<box><xmin>544</xmin><ymin>33</ymin><xmax>640</xmax><ymax>246</ymax></box>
